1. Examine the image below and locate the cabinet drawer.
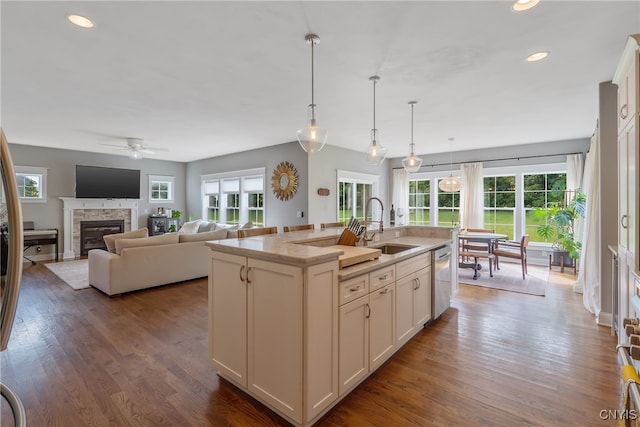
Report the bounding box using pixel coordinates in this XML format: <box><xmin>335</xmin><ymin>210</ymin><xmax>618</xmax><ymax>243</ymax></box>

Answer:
<box><xmin>396</xmin><ymin>252</ymin><xmax>431</xmax><ymax>280</ymax></box>
<box><xmin>339</xmin><ymin>275</ymin><xmax>369</xmax><ymax>306</ymax></box>
<box><xmin>369</xmin><ymin>265</ymin><xmax>395</xmax><ymax>292</ymax></box>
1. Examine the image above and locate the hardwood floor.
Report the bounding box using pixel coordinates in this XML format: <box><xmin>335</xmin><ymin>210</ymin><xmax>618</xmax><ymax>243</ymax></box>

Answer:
<box><xmin>1</xmin><ymin>263</ymin><xmax>620</xmax><ymax>426</ymax></box>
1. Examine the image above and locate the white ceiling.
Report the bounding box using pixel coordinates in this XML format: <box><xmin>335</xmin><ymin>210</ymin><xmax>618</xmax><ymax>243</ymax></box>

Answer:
<box><xmin>2</xmin><ymin>1</ymin><xmax>639</xmax><ymax>163</ymax></box>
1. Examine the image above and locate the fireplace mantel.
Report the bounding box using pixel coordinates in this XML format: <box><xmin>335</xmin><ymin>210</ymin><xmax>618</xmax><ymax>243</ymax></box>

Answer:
<box><xmin>60</xmin><ymin>198</ymin><xmax>139</xmax><ymax>259</ymax></box>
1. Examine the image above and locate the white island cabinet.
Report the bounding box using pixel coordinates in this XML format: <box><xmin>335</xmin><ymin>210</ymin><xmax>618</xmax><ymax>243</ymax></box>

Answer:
<box><xmin>209</xmin><ymin>250</ymin><xmax>339</xmax><ymax>425</ymax></box>
<box><xmin>207</xmin><ymin>228</ymin><xmax>451</xmax><ymax>426</ymax></box>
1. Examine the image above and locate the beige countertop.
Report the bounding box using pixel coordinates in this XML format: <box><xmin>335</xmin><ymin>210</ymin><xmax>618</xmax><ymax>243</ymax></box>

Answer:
<box><xmin>205</xmin><ymin>228</ymin><xmax>450</xmax><ymax>278</ymax></box>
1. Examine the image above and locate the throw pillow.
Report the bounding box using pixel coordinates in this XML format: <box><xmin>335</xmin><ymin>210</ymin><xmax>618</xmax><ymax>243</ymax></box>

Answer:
<box><xmin>197</xmin><ymin>221</ymin><xmax>215</xmax><ymax>233</ymax></box>
<box><xmin>114</xmin><ymin>232</ymin><xmax>179</xmax><ymax>255</ymax></box>
<box><xmin>179</xmin><ymin>229</ymin><xmax>228</xmax><ymax>243</ymax></box>
<box><xmin>178</xmin><ymin>219</ymin><xmax>203</xmax><ymax>234</ymax></box>
<box><xmin>241</xmin><ymin>221</ymin><xmax>254</xmax><ymax>229</ymax></box>
<box><xmin>103</xmin><ymin>227</ymin><xmax>148</xmax><ymax>254</ymax></box>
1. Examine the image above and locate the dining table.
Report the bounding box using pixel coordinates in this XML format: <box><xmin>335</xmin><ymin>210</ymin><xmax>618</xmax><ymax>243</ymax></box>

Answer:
<box><xmin>458</xmin><ymin>231</ymin><xmax>508</xmax><ymax>278</ymax></box>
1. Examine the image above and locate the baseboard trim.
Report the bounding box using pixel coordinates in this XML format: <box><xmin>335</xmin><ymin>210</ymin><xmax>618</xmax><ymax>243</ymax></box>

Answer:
<box><xmin>598</xmin><ymin>311</ymin><xmax>612</xmax><ymax>327</ymax></box>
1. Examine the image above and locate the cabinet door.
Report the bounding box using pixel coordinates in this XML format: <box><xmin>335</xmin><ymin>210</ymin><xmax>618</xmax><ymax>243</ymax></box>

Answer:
<box><xmin>414</xmin><ymin>266</ymin><xmax>432</xmax><ymax>327</ymax></box>
<box><xmin>247</xmin><ymin>258</ymin><xmax>303</xmax><ymax>423</ymax></box>
<box><xmin>209</xmin><ymin>252</ymin><xmax>247</xmax><ymax>386</ymax></box>
<box><xmin>338</xmin><ymin>295</ymin><xmax>369</xmax><ymax>396</ymax></box>
<box><xmin>618</xmin><ymin>122</ymin><xmax>637</xmax><ymax>259</ymax></box>
<box><xmin>369</xmin><ymin>283</ymin><xmax>395</xmax><ymax>371</ymax></box>
<box><xmin>395</xmin><ymin>273</ymin><xmax>416</xmax><ymax>345</ymax></box>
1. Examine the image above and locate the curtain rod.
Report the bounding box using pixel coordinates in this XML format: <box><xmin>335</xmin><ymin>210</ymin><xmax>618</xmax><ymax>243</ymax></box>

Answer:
<box><xmin>392</xmin><ymin>151</ymin><xmax>585</xmax><ymax>170</ymax></box>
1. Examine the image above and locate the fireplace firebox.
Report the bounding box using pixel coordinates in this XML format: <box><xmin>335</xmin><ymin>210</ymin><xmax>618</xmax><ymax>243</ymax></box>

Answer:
<box><xmin>80</xmin><ymin>220</ymin><xmax>124</xmax><ymax>255</ymax></box>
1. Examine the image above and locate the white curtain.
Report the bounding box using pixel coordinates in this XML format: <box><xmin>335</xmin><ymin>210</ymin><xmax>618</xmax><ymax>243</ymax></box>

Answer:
<box><xmin>576</xmin><ymin>134</ymin><xmax>600</xmax><ymax>314</ymax></box>
<box><xmin>392</xmin><ymin>169</ymin><xmax>410</xmax><ymax>225</ymax></box>
<box><xmin>567</xmin><ymin>153</ymin><xmax>585</xmax><ymax>249</ymax></box>
<box><xmin>459</xmin><ymin>162</ymin><xmax>484</xmax><ymax>229</ymax></box>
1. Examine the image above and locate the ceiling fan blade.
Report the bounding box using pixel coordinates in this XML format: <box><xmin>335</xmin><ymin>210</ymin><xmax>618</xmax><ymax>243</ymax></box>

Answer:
<box><xmin>140</xmin><ymin>149</ymin><xmax>156</xmax><ymax>154</ymax></box>
<box><xmin>99</xmin><ymin>143</ymin><xmax>129</xmax><ymax>150</ymax></box>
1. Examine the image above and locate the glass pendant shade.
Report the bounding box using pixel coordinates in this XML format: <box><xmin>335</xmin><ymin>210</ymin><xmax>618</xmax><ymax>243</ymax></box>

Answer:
<box><xmin>364</xmin><ymin>75</ymin><xmax>386</xmax><ymax>165</ymax></box>
<box><xmin>402</xmin><ymin>147</ymin><xmax>422</xmax><ymax>173</ymax></box>
<box><xmin>403</xmin><ymin>101</ymin><xmax>422</xmax><ymax>173</ymax></box>
<box><xmin>298</xmin><ymin>105</ymin><xmax>327</xmax><ymax>153</ymax></box>
<box><xmin>439</xmin><ymin>175</ymin><xmax>462</xmax><ymax>192</ymax></box>
<box><xmin>298</xmin><ymin>33</ymin><xmax>327</xmax><ymax>153</ymax></box>
<box><xmin>365</xmin><ymin>129</ymin><xmax>387</xmax><ymax>165</ymax></box>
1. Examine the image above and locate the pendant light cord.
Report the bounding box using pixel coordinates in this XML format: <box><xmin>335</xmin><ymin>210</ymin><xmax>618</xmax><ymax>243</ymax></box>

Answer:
<box><xmin>410</xmin><ymin>102</ymin><xmax>414</xmax><ymax>154</ymax></box>
<box><xmin>372</xmin><ymin>78</ymin><xmax>376</xmax><ymax>130</ymax></box>
<box><xmin>310</xmin><ymin>40</ymin><xmax>315</xmax><ymax>119</ymax></box>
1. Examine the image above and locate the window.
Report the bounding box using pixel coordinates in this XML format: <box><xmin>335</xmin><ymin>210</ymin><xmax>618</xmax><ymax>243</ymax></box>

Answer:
<box><xmin>483</xmin><ymin>175</ymin><xmax>516</xmax><ymax>239</ymax></box>
<box><xmin>337</xmin><ymin>170</ymin><xmax>378</xmax><ymax>224</ymax></box>
<box><xmin>16</xmin><ymin>166</ymin><xmax>47</xmax><ymax>202</ymax></box>
<box><xmin>437</xmin><ymin>181</ymin><xmax>460</xmax><ymax>226</ymax></box>
<box><xmin>148</xmin><ymin>175</ymin><xmax>174</xmax><ymax>203</ymax></box>
<box><xmin>409</xmin><ymin>179</ymin><xmax>430</xmax><ymax>225</ymax></box>
<box><xmin>524</xmin><ymin>172</ymin><xmax>566</xmax><ymax>243</ymax></box>
<box><xmin>201</xmin><ymin>168</ymin><xmax>265</xmax><ymax>226</ymax></box>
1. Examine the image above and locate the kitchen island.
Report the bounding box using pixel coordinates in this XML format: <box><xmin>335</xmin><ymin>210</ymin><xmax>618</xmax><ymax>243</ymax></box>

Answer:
<box><xmin>206</xmin><ymin>226</ymin><xmax>456</xmax><ymax>426</ymax></box>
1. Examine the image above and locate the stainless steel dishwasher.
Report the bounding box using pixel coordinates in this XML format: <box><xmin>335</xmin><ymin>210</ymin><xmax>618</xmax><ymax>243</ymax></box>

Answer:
<box><xmin>432</xmin><ymin>244</ymin><xmax>452</xmax><ymax>320</ymax></box>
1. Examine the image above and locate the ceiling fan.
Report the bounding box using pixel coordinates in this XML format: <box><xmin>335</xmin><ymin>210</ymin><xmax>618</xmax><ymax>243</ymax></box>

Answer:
<box><xmin>101</xmin><ymin>137</ymin><xmax>168</xmax><ymax>159</ymax></box>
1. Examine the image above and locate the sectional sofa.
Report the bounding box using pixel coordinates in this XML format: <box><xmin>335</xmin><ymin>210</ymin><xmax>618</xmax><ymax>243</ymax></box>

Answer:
<box><xmin>88</xmin><ymin>220</ymin><xmax>254</xmax><ymax>296</ymax></box>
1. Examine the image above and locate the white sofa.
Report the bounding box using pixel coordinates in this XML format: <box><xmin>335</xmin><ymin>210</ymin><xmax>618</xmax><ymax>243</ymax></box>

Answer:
<box><xmin>88</xmin><ymin>221</ymin><xmax>254</xmax><ymax>296</ymax></box>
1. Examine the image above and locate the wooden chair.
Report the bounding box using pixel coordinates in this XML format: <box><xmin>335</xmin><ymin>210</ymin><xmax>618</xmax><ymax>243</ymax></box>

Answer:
<box><xmin>283</xmin><ymin>224</ymin><xmax>314</xmax><ymax>232</ymax></box>
<box><xmin>462</xmin><ymin>228</ymin><xmax>495</xmax><ymax>253</ymax></box>
<box><xmin>492</xmin><ymin>234</ymin><xmax>530</xmax><ymax>280</ymax></box>
<box><xmin>237</xmin><ymin>226</ymin><xmax>278</xmax><ymax>238</ymax></box>
<box><xmin>320</xmin><ymin>222</ymin><xmax>344</xmax><ymax>230</ymax></box>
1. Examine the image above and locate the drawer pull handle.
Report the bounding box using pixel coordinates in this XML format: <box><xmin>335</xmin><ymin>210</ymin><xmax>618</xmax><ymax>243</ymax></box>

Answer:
<box><xmin>246</xmin><ymin>267</ymin><xmax>253</xmax><ymax>284</ymax></box>
<box><xmin>349</xmin><ymin>285</ymin><xmax>361</xmax><ymax>292</ymax></box>
<box><xmin>414</xmin><ymin>278</ymin><xmax>420</xmax><ymax>290</ymax></box>
<box><xmin>379</xmin><ymin>274</ymin><xmax>388</xmax><ymax>280</ymax></box>
<box><xmin>620</xmin><ymin>103</ymin><xmax>628</xmax><ymax>120</ymax></box>
<box><xmin>379</xmin><ymin>288</ymin><xmax>390</xmax><ymax>295</ymax></box>
<box><xmin>239</xmin><ymin>265</ymin><xmax>246</xmax><ymax>282</ymax></box>
<box><xmin>365</xmin><ymin>303</ymin><xmax>371</xmax><ymax>319</ymax></box>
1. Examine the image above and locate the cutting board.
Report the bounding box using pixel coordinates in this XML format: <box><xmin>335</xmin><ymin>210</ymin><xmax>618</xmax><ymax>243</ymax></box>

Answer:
<box><xmin>328</xmin><ymin>245</ymin><xmax>382</xmax><ymax>269</ymax></box>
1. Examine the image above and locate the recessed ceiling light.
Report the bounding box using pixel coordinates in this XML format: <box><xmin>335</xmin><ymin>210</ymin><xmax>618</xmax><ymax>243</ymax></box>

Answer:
<box><xmin>513</xmin><ymin>0</ymin><xmax>540</xmax><ymax>12</ymax></box>
<box><xmin>526</xmin><ymin>51</ymin><xmax>548</xmax><ymax>62</ymax></box>
<box><xmin>66</xmin><ymin>14</ymin><xmax>94</xmax><ymax>28</ymax></box>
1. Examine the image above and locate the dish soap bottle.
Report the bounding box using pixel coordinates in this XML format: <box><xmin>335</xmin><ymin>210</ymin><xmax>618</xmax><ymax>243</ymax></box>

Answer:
<box><xmin>390</xmin><ymin>204</ymin><xmax>395</xmax><ymax>226</ymax></box>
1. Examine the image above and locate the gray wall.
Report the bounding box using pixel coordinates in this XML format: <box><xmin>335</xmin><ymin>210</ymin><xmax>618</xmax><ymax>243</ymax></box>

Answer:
<box><xmin>7</xmin><ymin>143</ymin><xmax>186</xmax><ymax>255</ymax></box>
<box><xmin>599</xmin><ymin>81</ymin><xmax>619</xmax><ymax>317</ymax></box>
<box><xmin>308</xmin><ymin>144</ymin><xmax>390</xmax><ymax>226</ymax></box>
<box><xmin>186</xmin><ymin>141</ymin><xmax>308</xmax><ymax>232</ymax></box>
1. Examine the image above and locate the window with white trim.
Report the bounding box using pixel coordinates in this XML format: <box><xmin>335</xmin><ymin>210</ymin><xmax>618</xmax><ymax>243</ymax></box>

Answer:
<box><xmin>148</xmin><ymin>175</ymin><xmax>174</xmax><ymax>203</ymax></box>
<box><xmin>201</xmin><ymin>168</ymin><xmax>265</xmax><ymax>226</ymax></box>
<box><xmin>337</xmin><ymin>170</ymin><xmax>379</xmax><ymax>225</ymax></box>
<box><xmin>16</xmin><ymin>166</ymin><xmax>47</xmax><ymax>202</ymax></box>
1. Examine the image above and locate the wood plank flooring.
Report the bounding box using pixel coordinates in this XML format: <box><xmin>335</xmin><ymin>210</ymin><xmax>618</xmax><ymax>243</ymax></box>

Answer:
<box><xmin>1</xmin><ymin>263</ymin><xmax>620</xmax><ymax>426</ymax></box>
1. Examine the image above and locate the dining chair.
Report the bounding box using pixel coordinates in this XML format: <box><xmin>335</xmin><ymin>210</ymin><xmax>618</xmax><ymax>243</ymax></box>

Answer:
<box><xmin>283</xmin><ymin>224</ymin><xmax>315</xmax><ymax>232</ymax></box>
<box><xmin>462</xmin><ymin>228</ymin><xmax>495</xmax><ymax>253</ymax></box>
<box><xmin>320</xmin><ymin>222</ymin><xmax>344</xmax><ymax>230</ymax></box>
<box><xmin>492</xmin><ymin>234</ymin><xmax>530</xmax><ymax>280</ymax></box>
<box><xmin>237</xmin><ymin>226</ymin><xmax>278</xmax><ymax>238</ymax></box>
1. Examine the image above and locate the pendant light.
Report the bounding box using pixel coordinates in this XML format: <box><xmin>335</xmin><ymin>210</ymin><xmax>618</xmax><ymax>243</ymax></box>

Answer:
<box><xmin>438</xmin><ymin>137</ymin><xmax>462</xmax><ymax>192</ymax></box>
<box><xmin>297</xmin><ymin>33</ymin><xmax>327</xmax><ymax>153</ymax></box>
<box><xmin>402</xmin><ymin>101</ymin><xmax>422</xmax><ymax>173</ymax></box>
<box><xmin>364</xmin><ymin>76</ymin><xmax>387</xmax><ymax>165</ymax></box>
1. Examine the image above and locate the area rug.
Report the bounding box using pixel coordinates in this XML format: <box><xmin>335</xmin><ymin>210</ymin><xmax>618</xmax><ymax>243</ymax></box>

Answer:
<box><xmin>458</xmin><ymin>261</ymin><xmax>547</xmax><ymax>296</ymax></box>
<box><xmin>44</xmin><ymin>259</ymin><xmax>90</xmax><ymax>290</ymax></box>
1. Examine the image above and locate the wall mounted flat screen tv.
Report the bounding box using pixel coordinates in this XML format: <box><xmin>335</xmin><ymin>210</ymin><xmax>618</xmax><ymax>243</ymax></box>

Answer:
<box><xmin>75</xmin><ymin>165</ymin><xmax>141</xmax><ymax>199</ymax></box>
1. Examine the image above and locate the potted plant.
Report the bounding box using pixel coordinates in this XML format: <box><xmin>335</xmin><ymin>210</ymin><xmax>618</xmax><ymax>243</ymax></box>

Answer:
<box><xmin>534</xmin><ymin>189</ymin><xmax>586</xmax><ymax>267</ymax></box>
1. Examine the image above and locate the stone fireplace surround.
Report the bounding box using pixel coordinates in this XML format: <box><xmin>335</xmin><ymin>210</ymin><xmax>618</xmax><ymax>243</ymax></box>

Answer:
<box><xmin>60</xmin><ymin>198</ymin><xmax>139</xmax><ymax>259</ymax></box>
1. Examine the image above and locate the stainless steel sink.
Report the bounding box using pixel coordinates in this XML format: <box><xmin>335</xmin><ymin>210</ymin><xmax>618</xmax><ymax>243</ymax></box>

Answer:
<box><xmin>370</xmin><ymin>243</ymin><xmax>417</xmax><ymax>255</ymax></box>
